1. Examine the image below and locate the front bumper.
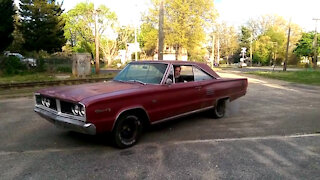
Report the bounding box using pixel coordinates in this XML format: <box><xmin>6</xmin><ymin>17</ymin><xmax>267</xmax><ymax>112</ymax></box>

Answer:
<box><xmin>34</xmin><ymin>106</ymin><xmax>96</xmax><ymax>135</ymax></box>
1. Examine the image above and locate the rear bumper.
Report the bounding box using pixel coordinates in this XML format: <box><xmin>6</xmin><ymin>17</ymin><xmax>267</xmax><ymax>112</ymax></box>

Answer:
<box><xmin>34</xmin><ymin>106</ymin><xmax>96</xmax><ymax>135</ymax></box>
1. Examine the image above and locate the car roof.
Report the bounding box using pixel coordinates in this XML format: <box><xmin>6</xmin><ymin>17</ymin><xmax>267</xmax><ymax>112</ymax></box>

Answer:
<box><xmin>130</xmin><ymin>60</ymin><xmax>220</xmax><ymax>78</ymax></box>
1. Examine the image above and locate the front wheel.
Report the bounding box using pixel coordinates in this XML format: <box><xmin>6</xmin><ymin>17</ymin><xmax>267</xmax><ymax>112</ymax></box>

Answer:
<box><xmin>113</xmin><ymin>114</ymin><xmax>142</xmax><ymax>148</ymax></box>
<box><xmin>213</xmin><ymin>100</ymin><xmax>226</xmax><ymax>118</ymax></box>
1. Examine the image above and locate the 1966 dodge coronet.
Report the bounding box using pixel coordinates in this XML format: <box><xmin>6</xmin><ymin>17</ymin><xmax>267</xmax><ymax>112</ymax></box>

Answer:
<box><xmin>34</xmin><ymin>61</ymin><xmax>247</xmax><ymax>148</ymax></box>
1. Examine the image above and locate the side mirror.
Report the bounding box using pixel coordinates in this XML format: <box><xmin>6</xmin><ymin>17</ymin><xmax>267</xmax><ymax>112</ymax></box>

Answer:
<box><xmin>165</xmin><ymin>78</ymin><xmax>173</xmax><ymax>85</ymax></box>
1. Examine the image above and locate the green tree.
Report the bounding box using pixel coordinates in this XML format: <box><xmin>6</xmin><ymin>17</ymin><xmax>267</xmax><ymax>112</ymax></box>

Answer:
<box><xmin>19</xmin><ymin>0</ymin><xmax>65</xmax><ymax>53</ymax></box>
<box><xmin>253</xmin><ymin>26</ymin><xmax>286</xmax><ymax>65</ymax></box>
<box><xmin>294</xmin><ymin>32</ymin><xmax>320</xmax><ymax>59</ymax></box>
<box><xmin>63</xmin><ymin>2</ymin><xmax>95</xmax><ymax>53</ymax></box>
<box><xmin>7</xmin><ymin>5</ymin><xmax>24</xmax><ymax>52</ymax></box>
<box><xmin>265</xmin><ymin>27</ymin><xmax>286</xmax><ymax>64</ymax></box>
<box><xmin>165</xmin><ymin>0</ymin><xmax>215</xmax><ymax>60</ymax></box>
<box><xmin>215</xmin><ymin>23</ymin><xmax>239</xmax><ymax>63</ymax></box>
<box><xmin>117</xmin><ymin>26</ymin><xmax>134</xmax><ymax>50</ymax></box>
<box><xmin>63</xmin><ymin>2</ymin><xmax>117</xmax><ymax>65</ymax></box>
<box><xmin>0</xmin><ymin>0</ymin><xmax>15</xmax><ymax>52</ymax></box>
<box><xmin>138</xmin><ymin>22</ymin><xmax>158</xmax><ymax>57</ymax></box>
<box><xmin>253</xmin><ymin>35</ymin><xmax>272</xmax><ymax>65</ymax></box>
<box><xmin>239</xmin><ymin>26</ymin><xmax>251</xmax><ymax>51</ymax></box>
<box><xmin>142</xmin><ymin>0</ymin><xmax>216</xmax><ymax>60</ymax></box>
<box><xmin>246</xmin><ymin>15</ymin><xmax>303</xmax><ymax>65</ymax></box>
<box><xmin>247</xmin><ymin>14</ymin><xmax>287</xmax><ymax>38</ymax></box>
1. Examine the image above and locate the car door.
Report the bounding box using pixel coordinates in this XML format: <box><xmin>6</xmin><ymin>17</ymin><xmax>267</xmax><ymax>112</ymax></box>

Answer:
<box><xmin>193</xmin><ymin>66</ymin><xmax>217</xmax><ymax>108</ymax></box>
<box><xmin>149</xmin><ymin>64</ymin><xmax>202</xmax><ymax>121</ymax></box>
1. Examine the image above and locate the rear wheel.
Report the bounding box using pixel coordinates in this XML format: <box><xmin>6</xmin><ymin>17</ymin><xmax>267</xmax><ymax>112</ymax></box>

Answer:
<box><xmin>113</xmin><ymin>114</ymin><xmax>142</xmax><ymax>148</ymax></box>
<box><xmin>213</xmin><ymin>99</ymin><xmax>226</xmax><ymax>118</ymax></box>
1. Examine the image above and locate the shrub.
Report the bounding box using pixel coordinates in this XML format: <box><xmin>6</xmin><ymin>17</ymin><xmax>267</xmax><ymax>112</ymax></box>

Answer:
<box><xmin>35</xmin><ymin>58</ymin><xmax>46</xmax><ymax>72</ymax></box>
<box><xmin>0</xmin><ymin>56</ymin><xmax>27</xmax><ymax>75</ymax></box>
<box><xmin>56</xmin><ymin>66</ymin><xmax>72</xmax><ymax>73</ymax></box>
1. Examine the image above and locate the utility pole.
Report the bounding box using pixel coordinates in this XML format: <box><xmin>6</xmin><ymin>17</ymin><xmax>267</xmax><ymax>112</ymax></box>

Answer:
<box><xmin>312</xmin><ymin>18</ymin><xmax>319</xmax><ymax>69</ymax></box>
<box><xmin>211</xmin><ymin>34</ymin><xmax>215</xmax><ymax>68</ymax></box>
<box><xmin>217</xmin><ymin>37</ymin><xmax>220</xmax><ymax>65</ymax></box>
<box><xmin>250</xmin><ymin>32</ymin><xmax>253</xmax><ymax>66</ymax></box>
<box><xmin>134</xmin><ymin>26</ymin><xmax>138</xmax><ymax>61</ymax></box>
<box><xmin>158</xmin><ymin>0</ymin><xmax>164</xmax><ymax>60</ymax></box>
<box><xmin>94</xmin><ymin>9</ymin><xmax>100</xmax><ymax>74</ymax></box>
<box><xmin>283</xmin><ymin>19</ymin><xmax>291</xmax><ymax>71</ymax></box>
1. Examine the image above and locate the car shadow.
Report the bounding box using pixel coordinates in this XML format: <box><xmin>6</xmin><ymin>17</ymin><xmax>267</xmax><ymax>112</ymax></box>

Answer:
<box><xmin>60</xmin><ymin>110</ymin><xmax>217</xmax><ymax>148</ymax></box>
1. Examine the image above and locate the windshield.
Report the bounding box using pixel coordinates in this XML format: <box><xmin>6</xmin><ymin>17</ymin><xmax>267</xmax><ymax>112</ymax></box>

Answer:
<box><xmin>114</xmin><ymin>63</ymin><xmax>168</xmax><ymax>84</ymax></box>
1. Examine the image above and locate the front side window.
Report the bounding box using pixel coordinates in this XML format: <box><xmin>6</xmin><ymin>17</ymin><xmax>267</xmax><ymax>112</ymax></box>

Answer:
<box><xmin>173</xmin><ymin>65</ymin><xmax>194</xmax><ymax>83</ymax></box>
<box><xmin>114</xmin><ymin>63</ymin><xmax>168</xmax><ymax>84</ymax></box>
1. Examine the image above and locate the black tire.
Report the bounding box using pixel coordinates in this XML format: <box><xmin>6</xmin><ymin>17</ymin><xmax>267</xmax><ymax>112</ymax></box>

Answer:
<box><xmin>113</xmin><ymin>114</ymin><xmax>142</xmax><ymax>148</ymax></box>
<box><xmin>213</xmin><ymin>100</ymin><xmax>226</xmax><ymax>118</ymax></box>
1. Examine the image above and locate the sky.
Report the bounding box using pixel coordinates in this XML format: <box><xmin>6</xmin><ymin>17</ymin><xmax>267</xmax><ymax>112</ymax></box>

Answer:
<box><xmin>14</xmin><ymin>0</ymin><xmax>320</xmax><ymax>31</ymax></box>
<box><xmin>215</xmin><ymin>0</ymin><xmax>320</xmax><ymax>32</ymax></box>
<box><xmin>59</xmin><ymin>0</ymin><xmax>151</xmax><ymax>26</ymax></box>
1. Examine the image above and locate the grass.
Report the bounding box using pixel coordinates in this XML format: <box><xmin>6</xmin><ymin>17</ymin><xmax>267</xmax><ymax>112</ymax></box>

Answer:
<box><xmin>0</xmin><ymin>73</ymin><xmax>57</xmax><ymax>83</ymax></box>
<box><xmin>0</xmin><ymin>72</ymin><xmax>118</xmax><ymax>99</ymax></box>
<box><xmin>0</xmin><ymin>72</ymin><xmax>117</xmax><ymax>84</ymax></box>
<box><xmin>246</xmin><ymin>70</ymin><xmax>320</xmax><ymax>86</ymax></box>
<box><xmin>0</xmin><ymin>86</ymin><xmax>40</xmax><ymax>99</ymax></box>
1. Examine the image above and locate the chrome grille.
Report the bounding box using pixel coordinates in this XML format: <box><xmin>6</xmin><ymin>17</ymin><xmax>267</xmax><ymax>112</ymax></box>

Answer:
<box><xmin>34</xmin><ymin>94</ymin><xmax>86</xmax><ymax>122</ymax></box>
<box><xmin>35</xmin><ymin>95</ymin><xmax>57</xmax><ymax>110</ymax></box>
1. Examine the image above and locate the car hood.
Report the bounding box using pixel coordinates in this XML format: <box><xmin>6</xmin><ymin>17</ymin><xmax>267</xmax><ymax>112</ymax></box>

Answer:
<box><xmin>37</xmin><ymin>81</ymin><xmax>142</xmax><ymax>102</ymax></box>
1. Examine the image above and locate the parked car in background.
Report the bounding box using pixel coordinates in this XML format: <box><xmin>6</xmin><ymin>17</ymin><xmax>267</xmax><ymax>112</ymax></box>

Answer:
<box><xmin>239</xmin><ymin>62</ymin><xmax>247</xmax><ymax>68</ymax></box>
<box><xmin>5</xmin><ymin>52</ymin><xmax>37</xmax><ymax>67</ymax></box>
<box><xmin>239</xmin><ymin>58</ymin><xmax>248</xmax><ymax>68</ymax></box>
<box><xmin>34</xmin><ymin>61</ymin><xmax>248</xmax><ymax>148</ymax></box>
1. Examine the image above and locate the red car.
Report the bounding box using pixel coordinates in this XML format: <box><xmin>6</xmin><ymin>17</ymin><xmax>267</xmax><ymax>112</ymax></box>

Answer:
<box><xmin>34</xmin><ymin>61</ymin><xmax>247</xmax><ymax>148</ymax></box>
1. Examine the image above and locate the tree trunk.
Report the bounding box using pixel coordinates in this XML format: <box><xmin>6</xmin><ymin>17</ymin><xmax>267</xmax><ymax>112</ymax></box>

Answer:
<box><xmin>175</xmin><ymin>44</ymin><xmax>179</xmax><ymax>60</ymax></box>
<box><xmin>107</xmin><ymin>57</ymin><xmax>112</xmax><ymax>67</ymax></box>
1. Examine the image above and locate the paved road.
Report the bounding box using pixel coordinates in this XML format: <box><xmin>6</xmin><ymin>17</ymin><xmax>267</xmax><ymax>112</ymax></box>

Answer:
<box><xmin>1</xmin><ymin>72</ymin><xmax>320</xmax><ymax>179</ymax></box>
<box><xmin>221</xmin><ymin>66</ymin><xmax>304</xmax><ymax>73</ymax></box>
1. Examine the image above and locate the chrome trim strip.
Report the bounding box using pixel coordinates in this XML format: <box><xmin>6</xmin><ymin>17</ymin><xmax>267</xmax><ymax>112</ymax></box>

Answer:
<box><xmin>56</xmin><ymin>99</ymin><xmax>61</xmax><ymax>112</ymax></box>
<box><xmin>34</xmin><ymin>107</ymin><xmax>96</xmax><ymax>135</ymax></box>
<box><xmin>160</xmin><ymin>63</ymin><xmax>171</xmax><ymax>84</ymax></box>
<box><xmin>34</xmin><ymin>93</ymin><xmax>38</xmax><ymax>106</ymax></box>
<box><xmin>151</xmin><ymin>106</ymin><xmax>214</xmax><ymax>125</ymax></box>
<box><xmin>79</xmin><ymin>102</ymin><xmax>87</xmax><ymax>119</ymax></box>
<box><xmin>35</xmin><ymin>104</ymin><xmax>86</xmax><ymax>122</ymax></box>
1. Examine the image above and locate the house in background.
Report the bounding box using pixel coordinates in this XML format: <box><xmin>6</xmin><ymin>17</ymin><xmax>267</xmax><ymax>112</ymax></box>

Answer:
<box><xmin>118</xmin><ymin>43</ymin><xmax>140</xmax><ymax>64</ymax></box>
<box><xmin>154</xmin><ymin>45</ymin><xmax>188</xmax><ymax>61</ymax></box>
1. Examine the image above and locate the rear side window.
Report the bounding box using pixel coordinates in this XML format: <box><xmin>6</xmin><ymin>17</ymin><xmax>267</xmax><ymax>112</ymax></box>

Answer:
<box><xmin>193</xmin><ymin>67</ymin><xmax>213</xmax><ymax>81</ymax></box>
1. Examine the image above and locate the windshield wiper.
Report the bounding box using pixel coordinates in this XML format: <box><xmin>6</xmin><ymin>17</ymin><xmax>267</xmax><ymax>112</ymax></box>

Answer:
<box><xmin>127</xmin><ymin>80</ymin><xmax>147</xmax><ymax>85</ymax></box>
<box><xmin>114</xmin><ymin>79</ymin><xmax>125</xmax><ymax>83</ymax></box>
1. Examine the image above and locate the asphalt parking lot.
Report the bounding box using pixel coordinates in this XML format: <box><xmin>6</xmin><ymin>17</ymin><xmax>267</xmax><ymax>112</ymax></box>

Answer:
<box><xmin>1</xmin><ymin>72</ymin><xmax>320</xmax><ymax>179</ymax></box>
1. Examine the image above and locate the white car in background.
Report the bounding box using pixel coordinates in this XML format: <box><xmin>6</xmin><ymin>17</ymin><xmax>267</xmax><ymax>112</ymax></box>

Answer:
<box><xmin>5</xmin><ymin>52</ymin><xmax>37</xmax><ymax>67</ymax></box>
<box><xmin>239</xmin><ymin>58</ymin><xmax>247</xmax><ymax>68</ymax></box>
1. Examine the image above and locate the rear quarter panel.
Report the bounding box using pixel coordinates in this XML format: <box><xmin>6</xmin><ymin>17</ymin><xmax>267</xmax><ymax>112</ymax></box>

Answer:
<box><xmin>199</xmin><ymin>78</ymin><xmax>247</xmax><ymax>108</ymax></box>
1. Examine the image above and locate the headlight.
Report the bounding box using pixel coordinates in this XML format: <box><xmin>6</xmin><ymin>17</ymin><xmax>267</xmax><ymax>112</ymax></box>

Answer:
<box><xmin>71</xmin><ymin>104</ymin><xmax>85</xmax><ymax>117</ymax></box>
<box><xmin>41</xmin><ymin>97</ymin><xmax>51</xmax><ymax>107</ymax></box>
<box><xmin>79</xmin><ymin>106</ymin><xmax>85</xmax><ymax>116</ymax></box>
<box><xmin>71</xmin><ymin>105</ymin><xmax>79</xmax><ymax>115</ymax></box>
